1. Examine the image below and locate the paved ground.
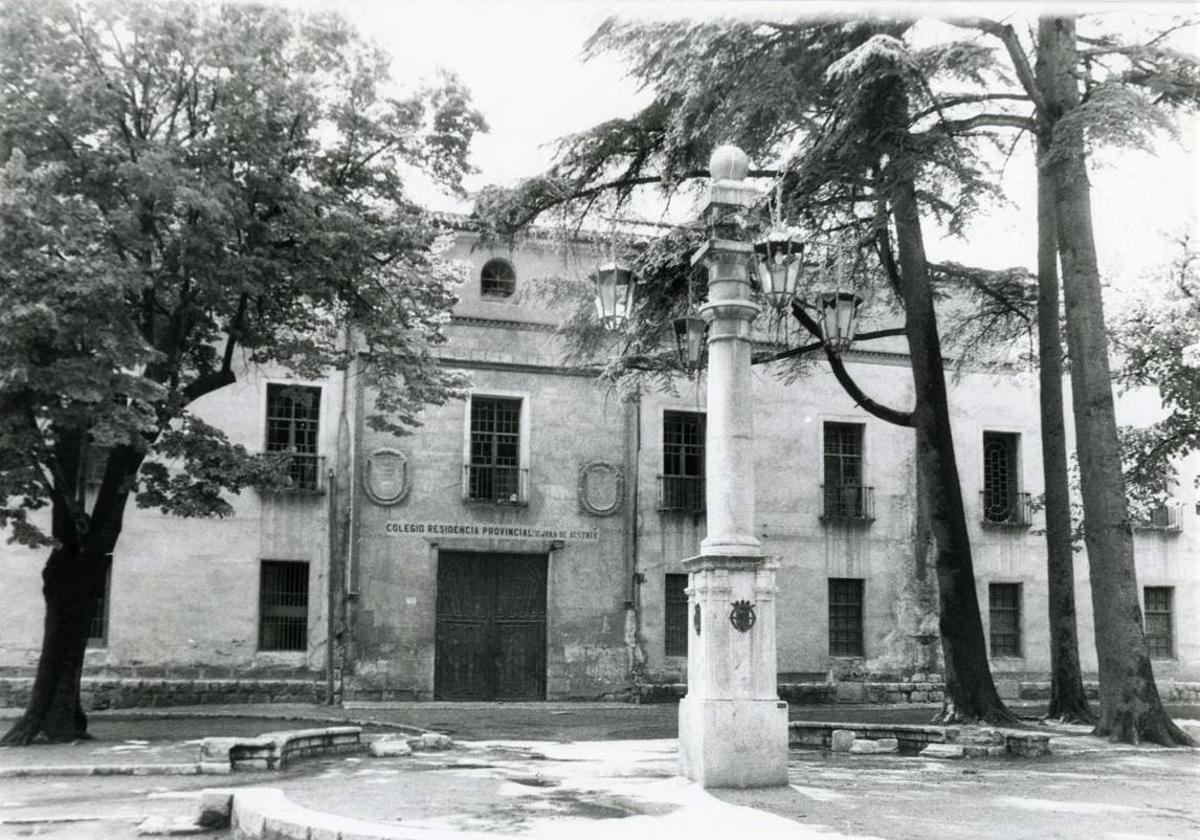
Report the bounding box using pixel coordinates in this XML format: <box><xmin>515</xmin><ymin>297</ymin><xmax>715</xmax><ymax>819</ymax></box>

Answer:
<box><xmin>0</xmin><ymin>703</ymin><xmax>1197</xmax><ymax>840</ymax></box>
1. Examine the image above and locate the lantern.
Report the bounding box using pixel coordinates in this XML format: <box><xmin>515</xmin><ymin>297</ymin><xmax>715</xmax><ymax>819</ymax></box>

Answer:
<box><xmin>673</xmin><ymin>316</ymin><xmax>707</xmax><ymax>372</ymax></box>
<box><xmin>817</xmin><ymin>291</ymin><xmax>863</xmax><ymax>353</ymax></box>
<box><xmin>753</xmin><ymin>225</ymin><xmax>805</xmax><ymax>310</ymax></box>
<box><xmin>592</xmin><ymin>260</ymin><xmax>637</xmax><ymax>331</ymax></box>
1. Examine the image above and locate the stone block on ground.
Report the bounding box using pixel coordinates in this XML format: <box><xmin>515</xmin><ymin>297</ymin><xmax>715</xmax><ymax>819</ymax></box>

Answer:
<box><xmin>369</xmin><ymin>738</ymin><xmax>413</xmax><ymax>757</ymax></box>
<box><xmin>876</xmin><ymin>738</ymin><xmax>899</xmax><ymax>753</ymax></box>
<box><xmin>830</xmin><ymin>729</ymin><xmax>855</xmax><ymax>752</ymax></box>
<box><xmin>196</xmin><ymin>790</ymin><xmax>233</xmax><ymax>829</ymax></box>
<box><xmin>919</xmin><ymin>743</ymin><xmax>964</xmax><ymax>759</ymax></box>
<box><xmin>413</xmin><ymin>732</ymin><xmax>453</xmax><ymax>751</ymax></box>
<box><xmin>848</xmin><ymin>739</ymin><xmax>878</xmax><ymax>754</ymax></box>
<box><xmin>136</xmin><ymin>816</ymin><xmax>206</xmax><ymax>836</ymax></box>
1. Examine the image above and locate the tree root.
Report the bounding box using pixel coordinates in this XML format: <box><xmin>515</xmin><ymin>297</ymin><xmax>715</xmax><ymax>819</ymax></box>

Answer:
<box><xmin>0</xmin><ymin>716</ymin><xmax>38</xmax><ymax>747</ymax></box>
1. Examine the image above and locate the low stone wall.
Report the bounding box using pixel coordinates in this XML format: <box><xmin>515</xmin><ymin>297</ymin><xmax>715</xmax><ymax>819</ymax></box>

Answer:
<box><xmin>202</xmin><ymin>726</ymin><xmax>364</xmax><ymax>772</ymax></box>
<box><xmin>0</xmin><ymin>675</ymin><xmax>326</xmax><ymax>710</ymax></box>
<box><xmin>1019</xmin><ymin>680</ymin><xmax>1200</xmax><ymax>704</ymax></box>
<box><xmin>790</xmin><ymin>721</ymin><xmax>956</xmax><ymax>751</ymax></box>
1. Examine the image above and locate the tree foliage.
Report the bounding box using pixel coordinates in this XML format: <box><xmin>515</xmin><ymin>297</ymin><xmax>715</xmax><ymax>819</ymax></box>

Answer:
<box><xmin>0</xmin><ymin>0</ymin><xmax>486</xmax><ymax>547</ymax></box>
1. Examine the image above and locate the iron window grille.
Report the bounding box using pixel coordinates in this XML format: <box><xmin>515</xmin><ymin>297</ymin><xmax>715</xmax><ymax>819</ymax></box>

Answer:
<box><xmin>988</xmin><ymin>583</ymin><xmax>1022</xmax><ymax>657</ymax></box>
<box><xmin>981</xmin><ymin>432</ymin><xmax>1029</xmax><ymax>525</ymax></box>
<box><xmin>822</xmin><ymin>423</ymin><xmax>872</xmax><ymax>522</ymax></box>
<box><xmin>1144</xmin><ymin>586</ymin><xmax>1174</xmax><ymax>658</ymax></box>
<box><xmin>665</xmin><ymin>573</ymin><xmax>689</xmax><ymax>657</ymax></box>
<box><xmin>820</xmin><ymin>484</ymin><xmax>875</xmax><ymax>522</ymax></box>
<box><xmin>828</xmin><ymin>578</ymin><xmax>864</xmax><ymax>657</ymax></box>
<box><xmin>1133</xmin><ymin>502</ymin><xmax>1183</xmax><ymax>533</ymax></box>
<box><xmin>87</xmin><ymin>555</ymin><xmax>113</xmax><ymax>648</ymax></box>
<box><xmin>265</xmin><ymin>384</ymin><xmax>323</xmax><ymax>492</ymax></box>
<box><xmin>660</xmin><ymin>411</ymin><xmax>705</xmax><ymax>512</ymax></box>
<box><xmin>466</xmin><ymin>397</ymin><xmax>527</xmax><ymax>504</ymax></box>
<box><xmin>480</xmin><ymin>259</ymin><xmax>516</xmax><ymax>298</ymax></box>
<box><xmin>258</xmin><ymin>560</ymin><xmax>309</xmax><ymax>652</ymax></box>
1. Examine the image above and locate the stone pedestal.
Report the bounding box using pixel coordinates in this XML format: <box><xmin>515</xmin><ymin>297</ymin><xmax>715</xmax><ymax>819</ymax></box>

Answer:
<box><xmin>677</xmin><ymin>553</ymin><xmax>788</xmax><ymax>787</ymax></box>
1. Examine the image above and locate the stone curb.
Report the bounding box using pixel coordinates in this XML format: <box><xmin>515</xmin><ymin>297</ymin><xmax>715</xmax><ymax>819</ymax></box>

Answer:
<box><xmin>0</xmin><ymin>763</ymin><xmax>218</xmax><ymax>778</ymax></box>
<box><xmin>224</xmin><ymin>787</ymin><xmax>501</xmax><ymax>840</ymax></box>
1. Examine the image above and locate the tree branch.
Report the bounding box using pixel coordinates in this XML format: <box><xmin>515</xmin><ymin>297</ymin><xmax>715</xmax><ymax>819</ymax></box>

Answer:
<box><xmin>948</xmin><ymin>17</ymin><xmax>1047</xmax><ymax>113</ymax></box>
<box><xmin>911</xmin><ymin>92</ymin><xmax>1032</xmax><ymax>122</ymax></box>
<box><xmin>920</xmin><ymin>113</ymin><xmax>1037</xmax><ymax>134</ymax></box>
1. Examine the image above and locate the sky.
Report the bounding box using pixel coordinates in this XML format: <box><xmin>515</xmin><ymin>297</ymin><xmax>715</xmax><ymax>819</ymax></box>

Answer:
<box><xmin>282</xmin><ymin>0</ymin><xmax>1199</xmax><ymax>281</ymax></box>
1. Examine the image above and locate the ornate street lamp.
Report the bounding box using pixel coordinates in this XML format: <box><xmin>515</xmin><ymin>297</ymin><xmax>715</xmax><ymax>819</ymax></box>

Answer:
<box><xmin>752</xmin><ymin>224</ymin><xmax>806</xmax><ymax>310</ymax></box>
<box><xmin>816</xmin><ymin>291</ymin><xmax>863</xmax><ymax>353</ymax></box>
<box><xmin>673</xmin><ymin>315</ymin><xmax>706</xmax><ymax>372</ymax></box>
<box><xmin>592</xmin><ymin>260</ymin><xmax>637</xmax><ymax>330</ymax></box>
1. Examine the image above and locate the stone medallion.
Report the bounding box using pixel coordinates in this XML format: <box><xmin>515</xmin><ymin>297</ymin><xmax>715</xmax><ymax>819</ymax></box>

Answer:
<box><xmin>363</xmin><ymin>448</ymin><xmax>410</xmax><ymax>506</ymax></box>
<box><xmin>578</xmin><ymin>461</ymin><xmax>623</xmax><ymax>516</ymax></box>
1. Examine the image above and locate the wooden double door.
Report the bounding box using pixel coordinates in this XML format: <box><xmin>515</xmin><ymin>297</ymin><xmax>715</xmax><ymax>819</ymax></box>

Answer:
<box><xmin>434</xmin><ymin>551</ymin><xmax>547</xmax><ymax>700</ymax></box>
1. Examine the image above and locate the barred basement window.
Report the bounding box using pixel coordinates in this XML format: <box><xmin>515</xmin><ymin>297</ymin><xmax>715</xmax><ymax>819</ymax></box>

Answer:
<box><xmin>982</xmin><ymin>432</ymin><xmax>1020</xmax><ymax>523</ymax></box>
<box><xmin>828</xmin><ymin>578</ymin><xmax>864</xmax><ymax>657</ymax></box>
<box><xmin>266</xmin><ymin>384</ymin><xmax>321</xmax><ymax>491</ymax></box>
<box><xmin>665</xmin><ymin>573</ymin><xmax>689</xmax><ymax>657</ymax></box>
<box><xmin>481</xmin><ymin>259</ymin><xmax>516</xmax><ymax>298</ymax></box>
<box><xmin>989</xmin><ymin>583</ymin><xmax>1022</xmax><ymax>657</ymax></box>
<box><xmin>1144</xmin><ymin>586</ymin><xmax>1174</xmax><ymax>659</ymax></box>
<box><xmin>87</xmin><ymin>555</ymin><xmax>113</xmax><ymax>648</ymax></box>
<box><xmin>661</xmin><ymin>411</ymin><xmax>705</xmax><ymax>512</ymax></box>
<box><xmin>258</xmin><ymin>560</ymin><xmax>309</xmax><ymax>652</ymax></box>
<box><xmin>467</xmin><ymin>396</ymin><xmax>525</xmax><ymax>503</ymax></box>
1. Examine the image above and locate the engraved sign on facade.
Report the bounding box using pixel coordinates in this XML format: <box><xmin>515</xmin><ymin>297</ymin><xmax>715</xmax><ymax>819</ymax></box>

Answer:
<box><xmin>578</xmin><ymin>461</ymin><xmax>623</xmax><ymax>516</ymax></box>
<box><xmin>363</xmin><ymin>448</ymin><xmax>410</xmax><ymax>506</ymax></box>
<box><xmin>385</xmin><ymin>520</ymin><xmax>599</xmax><ymax>542</ymax></box>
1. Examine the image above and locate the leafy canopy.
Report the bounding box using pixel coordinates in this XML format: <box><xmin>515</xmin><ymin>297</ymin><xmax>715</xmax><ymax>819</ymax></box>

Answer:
<box><xmin>0</xmin><ymin>0</ymin><xmax>486</xmax><ymax>546</ymax></box>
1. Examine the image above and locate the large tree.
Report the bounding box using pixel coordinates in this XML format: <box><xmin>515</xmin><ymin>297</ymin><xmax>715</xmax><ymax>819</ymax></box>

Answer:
<box><xmin>478</xmin><ymin>18</ymin><xmax>1026</xmax><ymax>723</ymax></box>
<box><xmin>0</xmin><ymin>0</ymin><xmax>484</xmax><ymax>745</ymax></box>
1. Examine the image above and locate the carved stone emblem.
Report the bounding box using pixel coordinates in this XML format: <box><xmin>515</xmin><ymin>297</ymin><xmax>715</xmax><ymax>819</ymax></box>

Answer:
<box><xmin>578</xmin><ymin>461</ymin><xmax>623</xmax><ymax>516</ymax></box>
<box><xmin>694</xmin><ymin>603</ymin><xmax>702</xmax><ymax>636</ymax></box>
<box><xmin>729</xmin><ymin>600</ymin><xmax>756</xmax><ymax>633</ymax></box>
<box><xmin>363</xmin><ymin>448</ymin><xmax>410</xmax><ymax>506</ymax></box>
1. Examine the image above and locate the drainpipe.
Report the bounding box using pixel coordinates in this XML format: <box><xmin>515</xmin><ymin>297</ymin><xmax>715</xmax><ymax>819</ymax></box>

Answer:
<box><xmin>623</xmin><ymin>393</ymin><xmax>646</xmax><ymax>701</ymax></box>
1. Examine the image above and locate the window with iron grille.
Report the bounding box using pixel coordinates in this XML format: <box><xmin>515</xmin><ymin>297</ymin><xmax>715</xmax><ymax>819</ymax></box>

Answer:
<box><xmin>258</xmin><ymin>560</ymin><xmax>309</xmax><ymax>652</ymax></box>
<box><xmin>1144</xmin><ymin>586</ymin><xmax>1174</xmax><ymax>659</ymax></box>
<box><xmin>87</xmin><ymin>555</ymin><xmax>113</xmax><ymax>648</ymax></box>
<box><xmin>468</xmin><ymin>397</ymin><xmax>522</xmax><ymax>502</ymax></box>
<box><xmin>266</xmin><ymin>384</ymin><xmax>321</xmax><ymax>490</ymax></box>
<box><xmin>480</xmin><ymin>259</ymin><xmax>516</xmax><ymax>298</ymax></box>
<box><xmin>661</xmin><ymin>411</ymin><xmax>705</xmax><ymax>511</ymax></box>
<box><xmin>989</xmin><ymin>583</ymin><xmax>1022</xmax><ymax>657</ymax></box>
<box><xmin>982</xmin><ymin>432</ymin><xmax>1020</xmax><ymax>523</ymax></box>
<box><xmin>823</xmin><ymin>422</ymin><xmax>866</xmax><ymax>518</ymax></box>
<box><xmin>665</xmin><ymin>574</ymin><xmax>689</xmax><ymax>657</ymax></box>
<box><xmin>828</xmin><ymin>578</ymin><xmax>864</xmax><ymax>657</ymax></box>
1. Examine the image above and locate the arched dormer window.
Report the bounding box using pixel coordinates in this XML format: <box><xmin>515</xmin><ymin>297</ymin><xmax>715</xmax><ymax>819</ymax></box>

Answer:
<box><xmin>480</xmin><ymin>258</ymin><xmax>516</xmax><ymax>299</ymax></box>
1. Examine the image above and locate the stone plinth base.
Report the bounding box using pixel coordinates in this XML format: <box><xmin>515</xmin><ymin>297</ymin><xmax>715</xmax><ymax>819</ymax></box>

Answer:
<box><xmin>679</xmin><ymin>696</ymin><xmax>789</xmax><ymax>788</ymax></box>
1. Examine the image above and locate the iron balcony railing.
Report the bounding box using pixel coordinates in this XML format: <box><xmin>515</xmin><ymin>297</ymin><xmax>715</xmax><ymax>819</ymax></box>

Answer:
<box><xmin>464</xmin><ymin>464</ymin><xmax>529</xmax><ymax>505</ymax></box>
<box><xmin>1134</xmin><ymin>502</ymin><xmax>1183</xmax><ymax>533</ymax></box>
<box><xmin>658</xmin><ymin>475</ymin><xmax>706</xmax><ymax>513</ymax></box>
<box><xmin>820</xmin><ymin>484</ymin><xmax>875</xmax><ymax>523</ymax></box>
<box><xmin>271</xmin><ymin>452</ymin><xmax>326</xmax><ymax>494</ymax></box>
<box><xmin>980</xmin><ymin>490</ymin><xmax>1032</xmax><ymax>527</ymax></box>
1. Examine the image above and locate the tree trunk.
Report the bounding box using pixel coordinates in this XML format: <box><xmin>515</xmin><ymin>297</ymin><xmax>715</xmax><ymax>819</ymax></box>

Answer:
<box><xmin>892</xmin><ymin>177</ymin><xmax>1015</xmax><ymax>725</ymax></box>
<box><xmin>1034</xmin><ymin>137</ymin><xmax>1095</xmax><ymax>725</ymax></box>
<box><xmin>2</xmin><ymin>443</ymin><xmax>142</xmax><ymax>746</ymax></box>
<box><xmin>1037</xmin><ymin>16</ymin><xmax>1192</xmax><ymax>746</ymax></box>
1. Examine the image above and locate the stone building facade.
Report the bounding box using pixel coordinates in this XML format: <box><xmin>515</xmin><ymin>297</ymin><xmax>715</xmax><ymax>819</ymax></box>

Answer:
<box><xmin>1</xmin><ymin>230</ymin><xmax>1197</xmax><ymax>709</ymax></box>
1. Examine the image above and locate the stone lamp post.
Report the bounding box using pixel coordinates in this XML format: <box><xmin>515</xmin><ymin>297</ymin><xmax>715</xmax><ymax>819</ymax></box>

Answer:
<box><xmin>678</xmin><ymin>145</ymin><xmax>789</xmax><ymax>788</ymax></box>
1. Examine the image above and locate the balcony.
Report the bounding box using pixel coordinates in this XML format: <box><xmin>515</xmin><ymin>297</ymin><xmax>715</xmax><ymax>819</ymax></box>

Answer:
<box><xmin>265</xmin><ymin>452</ymin><xmax>326</xmax><ymax>494</ymax></box>
<box><xmin>1134</xmin><ymin>502</ymin><xmax>1183</xmax><ymax>533</ymax></box>
<box><xmin>820</xmin><ymin>484</ymin><xmax>875</xmax><ymax>523</ymax></box>
<box><xmin>658</xmin><ymin>475</ymin><xmax>705</xmax><ymax>513</ymax></box>
<box><xmin>464</xmin><ymin>464</ymin><xmax>529</xmax><ymax>505</ymax></box>
<box><xmin>980</xmin><ymin>490</ymin><xmax>1032</xmax><ymax>528</ymax></box>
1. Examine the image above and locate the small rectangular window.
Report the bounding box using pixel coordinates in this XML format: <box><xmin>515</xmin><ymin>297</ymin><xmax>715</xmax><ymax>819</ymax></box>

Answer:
<box><xmin>259</xmin><ymin>560</ymin><xmax>309</xmax><ymax>652</ymax></box>
<box><xmin>828</xmin><ymin>578</ymin><xmax>864</xmax><ymax>657</ymax></box>
<box><xmin>823</xmin><ymin>423</ymin><xmax>871</xmax><ymax>519</ymax></box>
<box><xmin>87</xmin><ymin>555</ymin><xmax>113</xmax><ymax>648</ymax></box>
<box><xmin>661</xmin><ymin>411</ymin><xmax>705</xmax><ymax>511</ymax></box>
<box><xmin>266</xmin><ymin>384</ymin><xmax>321</xmax><ymax>491</ymax></box>
<box><xmin>989</xmin><ymin>583</ymin><xmax>1022</xmax><ymax>657</ymax></box>
<box><xmin>467</xmin><ymin>397</ymin><xmax>524</xmax><ymax>502</ymax></box>
<box><xmin>665</xmin><ymin>574</ymin><xmax>689</xmax><ymax>657</ymax></box>
<box><xmin>1144</xmin><ymin>586</ymin><xmax>1174</xmax><ymax>659</ymax></box>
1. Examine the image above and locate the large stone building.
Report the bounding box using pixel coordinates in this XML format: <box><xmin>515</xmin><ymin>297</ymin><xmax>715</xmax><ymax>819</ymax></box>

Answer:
<box><xmin>1</xmin><ymin>227</ymin><xmax>1197</xmax><ymax>709</ymax></box>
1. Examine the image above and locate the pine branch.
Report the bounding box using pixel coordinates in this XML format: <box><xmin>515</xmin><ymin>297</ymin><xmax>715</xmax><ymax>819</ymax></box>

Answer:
<box><xmin>948</xmin><ymin>17</ymin><xmax>1047</xmax><ymax>112</ymax></box>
